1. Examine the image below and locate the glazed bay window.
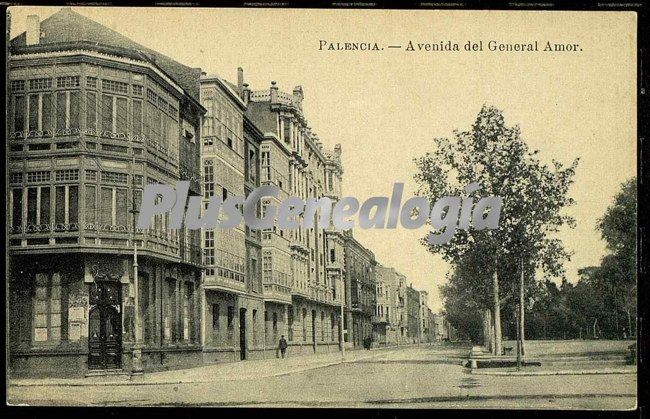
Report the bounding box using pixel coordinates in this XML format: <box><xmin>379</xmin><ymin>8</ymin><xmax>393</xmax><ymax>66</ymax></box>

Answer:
<box><xmin>11</xmin><ymin>189</ymin><xmax>23</xmax><ymax>233</ymax></box>
<box><xmin>56</xmin><ymin>90</ymin><xmax>81</xmax><ymax>132</ymax></box>
<box><xmin>132</xmin><ymin>99</ymin><xmax>143</xmax><ymax>140</ymax></box>
<box><xmin>26</xmin><ymin>186</ymin><xmax>51</xmax><ymax>231</ymax></box>
<box><xmin>101</xmin><ymin>93</ymin><xmax>128</xmax><ymax>137</ymax></box>
<box><xmin>54</xmin><ymin>185</ymin><xmax>79</xmax><ymax>230</ymax></box>
<box><xmin>99</xmin><ymin>187</ymin><xmax>128</xmax><ymax>229</ymax></box>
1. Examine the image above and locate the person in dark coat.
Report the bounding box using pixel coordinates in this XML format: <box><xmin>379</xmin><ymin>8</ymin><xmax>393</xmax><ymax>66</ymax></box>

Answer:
<box><xmin>278</xmin><ymin>335</ymin><xmax>288</xmax><ymax>358</ymax></box>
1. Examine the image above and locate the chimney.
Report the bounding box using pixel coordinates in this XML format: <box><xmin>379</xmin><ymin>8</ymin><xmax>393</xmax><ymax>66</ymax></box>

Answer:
<box><xmin>292</xmin><ymin>86</ymin><xmax>304</xmax><ymax>108</ymax></box>
<box><xmin>26</xmin><ymin>15</ymin><xmax>40</xmax><ymax>46</ymax></box>
<box><xmin>242</xmin><ymin>83</ymin><xmax>250</xmax><ymax>106</ymax></box>
<box><xmin>237</xmin><ymin>67</ymin><xmax>244</xmax><ymax>95</ymax></box>
<box><xmin>270</xmin><ymin>81</ymin><xmax>278</xmax><ymax>104</ymax></box>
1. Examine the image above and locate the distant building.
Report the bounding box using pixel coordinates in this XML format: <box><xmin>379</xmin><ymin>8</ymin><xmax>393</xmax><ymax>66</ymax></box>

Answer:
<box><xmin>374</xmin><ymin>265</ymin><xmax>408</xmax><ymax>345</ymax></box>
<box><xmin>406</xmin><ymin>285</ymin><xmax>421</xmax><ymax>343</ymax></box>
<box><xmin>342</xmin><ymin>230</ymin><xmax>377</xmax><ymax>348</ymax></box>
<box><xmin>419</xmin><ymin>290</ymin><xmax>431</xmax><ymax>343</ymax></box>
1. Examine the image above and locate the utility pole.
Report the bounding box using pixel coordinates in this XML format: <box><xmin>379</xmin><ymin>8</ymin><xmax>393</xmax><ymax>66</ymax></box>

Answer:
<box><xmin>516</xmin><ymin>305</ymin><xmax>521</xmax><ymax>370</ymax></box>
<box><xmin>130</xmin><ymin>156</ymin><xmax>143</xmax><ymax>375</ymax></box>
<box><xmin>339</xmin><ymin>276</ymin><xmax>345</xmax><ymax>359</ymax></box>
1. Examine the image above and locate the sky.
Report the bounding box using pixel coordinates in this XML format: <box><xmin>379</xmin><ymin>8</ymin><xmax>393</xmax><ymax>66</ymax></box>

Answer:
<box><xmin>8</xmin><ymin>7</ymin><xmax>637</xmax><ymax>311</ymax></box>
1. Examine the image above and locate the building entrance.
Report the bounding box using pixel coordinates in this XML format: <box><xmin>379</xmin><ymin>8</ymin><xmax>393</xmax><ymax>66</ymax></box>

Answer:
<box><xmin>88</xmin><ymin>281</ymin><xmax>122</xmax><ymax>370</ymax></box>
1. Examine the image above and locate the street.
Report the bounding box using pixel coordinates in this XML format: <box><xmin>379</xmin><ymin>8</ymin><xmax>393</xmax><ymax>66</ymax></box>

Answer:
<box><xmin>8</xmin><ymin>345</ymin><xmax>636</xmax><ymax>409</ymax></box>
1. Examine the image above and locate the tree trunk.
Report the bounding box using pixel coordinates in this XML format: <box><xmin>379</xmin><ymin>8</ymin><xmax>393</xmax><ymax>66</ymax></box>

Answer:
<box><xmin>493</xmin><ymin>265</ymin><xmax>502</xmax><ymax>356</ymax></box>
<box><xmin>519</xmin><ymin>258</ymin><xmax>525</xmax><ymax>356</ymax></box>
<box><xmin>626</xmin><ymin>309</ymin><xmax>632</xmax><ymax>338</ymax></box>
<box><xmin>482</xmin><ymin>309</ymin><xmax>492</xmax><ymax>351</ymax></box>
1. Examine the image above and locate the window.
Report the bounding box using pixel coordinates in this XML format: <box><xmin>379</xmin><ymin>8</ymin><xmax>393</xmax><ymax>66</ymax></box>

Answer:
<box><xmin>33</xmin><ymin>273</ymin><xmax>63</xmax><ymax>343</ymax></box>
<box><xmin>98</xmin><ymin>187</ymin><xmax>127</xmax><ymax>227</ymax></box>
<box><xmin>10</xmin><ymin>80</ymin><xmax>25</xmax><ymax>92</ymax></box>
<box><xmin>56</xmin><ymin>76</ymin><xmax>80</xmax><ymax>88</ymax></box>
<box><xmin>55</xmin><ymin>169</ymin><xmax>79</xmax><ymax>182</ymax></box>
<box><xmin>54</xmin><ymin>185</ymin><xmax>78</xmax><ymax>227</ymax></box>
<box><xmin>13</xmin><ymin>95</ymin><xmax>25</xmax><ymax>133</ymax></box>
<box><xmin>10</xmin><ymin>173</ymin><xmax>23</xmax><ymax>184</ymax></box>
<box><xmin>85</xmin><ymin>185</ymin><xmax>96</xmax><ymax>225</ymax></box>
<box><xmin>23</xmin><ymin>93</ymin><xmax>53</xmax><ymax>134</ymax></box>
<box><xmin>330</xmin><ymin>248</ymin><xmax>336</xmax><ymax>263</ymax></box>
<box><xmin>283</xmin><ymin>118</ymin><xmax>291</xmax><ymax>144</ymax></box>
<box><xmin>183</xmin><ymin>283</ymin><xmax>191</xmax><ymax>341</ymax></box>
<box><xmin>164</xmin><ymin>278</ymin><xmax>176</xmax><ymax>341</ymax></box>
<box><xmin>27</xmin><ymin>171</ymin><xmax>50</xmax><ymax>183</ymax></box>
<box><xmin>204</xmin><ymin>230</ymin><xmax>215</xmax><ymax>267</ymax></box>
<box><xmin>29</xmin><ymin>78</ymin><xmax>52</xmax><ymax>90</ymax></box>
<box><xmin>85</xmin><ymin>170</ymin><xmax>97</xmax><ymax>181</ymax></box>
<box><xmin>248</xmin><ymin>149</ymin><xmax>257</xmax><ymax>182</ymax></box>
<box><xmin>212</xmin><ymin>303</ymin><xmax>220</xmax><ymax>332</ymax></box>
<box><xmin>101</xmin><ymin>171</ymin><xmax>128</xmax><ymax>184</ymax></box>
<box><xmin>272</xmin><ymin>312</ymin><xmax>278</xmax><ymax>335</ymax></box>
<box><xmin>86</xmin><ymin>77</ymin><xmax>97</xmax><ymax>89</ymax></box>
<box><xmin>86</xmin><ymin>92</ymin><xmax>97</xmax><ymax>132</ymax></box>
<box><xmin>132</xmin><ymin>100</ymin><xmax>143</xmax><ymax>139</ymax></box>
<box><xmin>101</xmin><ymin>79</ymin><xmax>129</xmax><ymax>94</ymax></box>
<box><xmin>11</xmin><ymin>189</ymin><xmax>23</xmax><ymax>230</ymax></box>
<box><xmin>26</xmin><ymin>186</ymin><xmax>50</xmax><ymax>227</ymax></box>
<box><xmin>133</xmin><ymin>85</ymin><xmax>143</xmax><ymax>96</ymax></box>
<box><xmin>321</xmin><ymin>312</ymin><xmax>325</xmax><ymax>341</ymax></box>
<box><xmin>101</xmin><ymin>94</ymin><xmax>128</xmax><ymax>135</ymax></box>
<box><xmin>203</xmin><ymin>160</ymin><xmax>214</xmax><ymax>199</ymax></box>
<box><xmin>56</xmin><ymin>91</ymin><xmax>80</xmax><ymax>131</ymax></box>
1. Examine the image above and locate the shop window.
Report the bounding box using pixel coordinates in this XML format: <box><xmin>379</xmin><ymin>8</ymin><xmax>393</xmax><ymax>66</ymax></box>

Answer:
<box><xmin>33</xmin><ymin>273</ymin><xmax>63</xmax><ymax>344</ymax></box>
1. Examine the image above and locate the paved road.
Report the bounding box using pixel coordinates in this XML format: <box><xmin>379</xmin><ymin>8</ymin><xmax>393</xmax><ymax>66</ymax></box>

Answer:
<box><xmin>8</xmin><ymin>346</ymin><xmax>636</xmax><ymax>409</ymax></box>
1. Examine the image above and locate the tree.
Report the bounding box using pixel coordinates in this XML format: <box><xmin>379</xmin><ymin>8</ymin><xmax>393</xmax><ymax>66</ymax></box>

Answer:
<box><xmin>414</xmin><ymin>105</ymin><xmax>578</xmax><ymax>354</ymax></box>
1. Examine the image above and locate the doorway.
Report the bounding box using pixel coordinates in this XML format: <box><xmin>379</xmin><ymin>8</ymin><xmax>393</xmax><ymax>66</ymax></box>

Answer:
<box><xmin>239</xmin><ymin>308</ymin><xmax>247</xmax><ymax>360</ymax></box>
<box><xmin>88</xmin><ymin>281</ymin><xmax>122</xmax><ymax>370</ymax></box>
<box><xmin>311</xmin><ymin>309</ymin><xmax>317</xmax><ymax>352</ymax></box>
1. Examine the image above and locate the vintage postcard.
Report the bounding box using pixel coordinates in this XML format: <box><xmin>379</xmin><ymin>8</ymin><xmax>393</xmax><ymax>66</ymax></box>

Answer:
<box><xmin>5</xmin><ymin>3</ymin><xmax>639</xmax><ymax>410</ymax></box>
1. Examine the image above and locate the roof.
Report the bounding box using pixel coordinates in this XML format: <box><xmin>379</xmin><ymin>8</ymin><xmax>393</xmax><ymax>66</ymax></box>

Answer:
<box><xmin>10</xmin><ymin>7</ymin><xmax>201</xmax><ymax>101</ymax></box>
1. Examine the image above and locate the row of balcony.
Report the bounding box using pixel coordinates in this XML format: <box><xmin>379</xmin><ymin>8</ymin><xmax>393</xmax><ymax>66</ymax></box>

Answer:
<box><xmin>9</xmin><ymin>222</ymin><xmax>202</xmax><ymax>265</ymax></box>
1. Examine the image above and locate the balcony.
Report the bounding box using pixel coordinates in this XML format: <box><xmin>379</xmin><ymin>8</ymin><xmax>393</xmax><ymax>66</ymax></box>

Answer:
<box><xmin>204</xmin><ymin>271</ymin><xmax>247</xmax><ymax>294</ymax></box>
<box><xmin>9</xmin><ymin>222</ymin><xmax>202</xmax><ymax>266</ymax></box>
<box><xmin>263</xmin><ymin>282</ymin><xmax>292</xmax><ymax>304</ymax></box>
<box><xmin>372</xmin><ymin>314</ymin><xmax>390</xmax><ymax>324</ymax></box>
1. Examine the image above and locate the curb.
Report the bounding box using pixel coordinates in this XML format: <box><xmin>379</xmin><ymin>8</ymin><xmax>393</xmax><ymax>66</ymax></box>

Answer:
<box><xmin>9</xmin><ymin>350</ymin><xmax>387</xmax><ymax>387</ymax></box>
<box><xmin>469</xmin><ymin>368</ymin><xmax>637</xmax><ymax>376</ymax></box>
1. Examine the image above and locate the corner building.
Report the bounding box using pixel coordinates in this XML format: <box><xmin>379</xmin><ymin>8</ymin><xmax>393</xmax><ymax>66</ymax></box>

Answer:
<box><xmin>7</xmin><ymin>9</ymin><xmax>205</xmax><ymax>376</ymax></box>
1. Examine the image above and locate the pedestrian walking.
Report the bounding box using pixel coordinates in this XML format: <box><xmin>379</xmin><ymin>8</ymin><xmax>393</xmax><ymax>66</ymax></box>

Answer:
<box><xmin>278</xmin><ymin>335</ymin><xmax>288</xmax><ymax>359</ymax></box>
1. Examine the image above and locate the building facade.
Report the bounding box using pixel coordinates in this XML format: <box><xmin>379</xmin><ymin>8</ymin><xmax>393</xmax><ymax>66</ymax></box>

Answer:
<box><xmin>199</xmin><ymin>73</ymin><xmax>267</xmax><ymax>362</ymax></box>
<box><xmin>7</xmin><ymin>9</ymin><xmax>440</xmax><ymax>377</ymax></box>
<box><xmin>8</xmin><ymin>9</ymin><xmax>205</xmax><ymax>376</ymax></box>
<box><xmin>406</xmin><ymin>285</ymin><xmax>421</xmax><ymax>343</ymax></box>
<box><xmin>419</xmin><ymin>290</ymin><xmax>431</xmax><ymax>343</ymax></box>
<box><xmin>245</xmin><ymin>76</ymin><xmax>345</xmax><ymax>355</ymax></box>
<box><xmin>342</xmin><ymin>230</ymin><xmax>377</xmax><ymax>348</ymax></box>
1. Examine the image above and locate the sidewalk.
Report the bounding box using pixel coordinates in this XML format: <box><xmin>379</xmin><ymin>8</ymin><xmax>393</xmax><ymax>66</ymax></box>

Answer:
<box><xmin>9</xmin><ymin>345</ymin><xmax>400</xmax><ymax>387</ymax></box>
